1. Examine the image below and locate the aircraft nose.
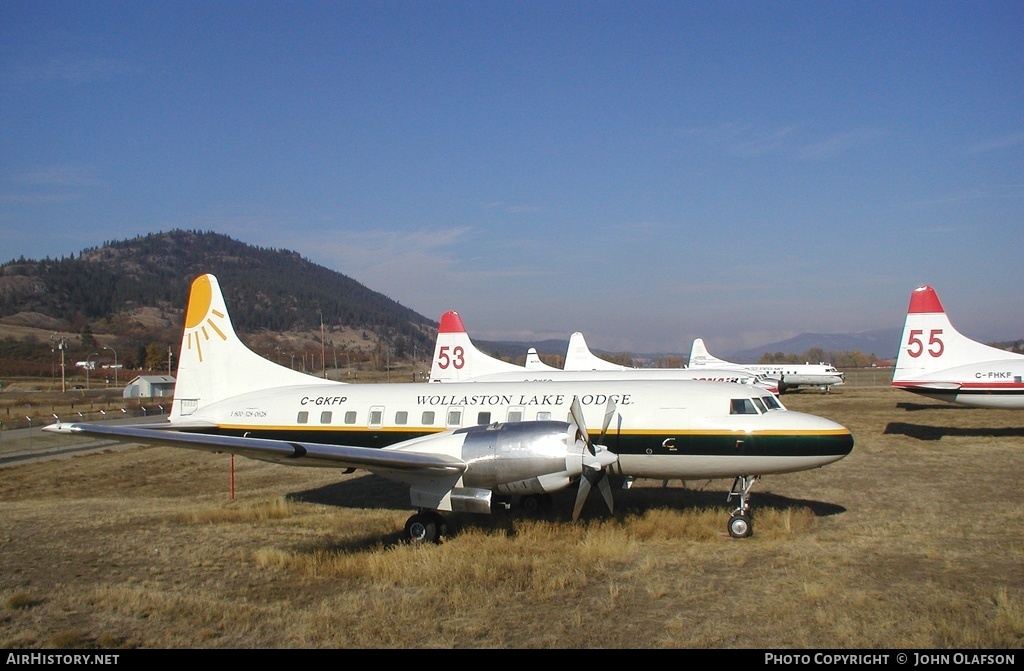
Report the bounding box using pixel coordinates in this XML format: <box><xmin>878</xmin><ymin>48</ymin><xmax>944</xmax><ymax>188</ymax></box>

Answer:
<box><xmin>829</xmin><ymin>426</ymin><xmax>854</xmax><ymax>456</ymax></box>
<box><xmin>820</xmin><ymin>421</ymin><xmax>853</xmax><ymax>456</ymax></box>
<box><xmin>792</xmin><ymin>412</ymin><xmax>854</xmax><ymax>456</ymax></box>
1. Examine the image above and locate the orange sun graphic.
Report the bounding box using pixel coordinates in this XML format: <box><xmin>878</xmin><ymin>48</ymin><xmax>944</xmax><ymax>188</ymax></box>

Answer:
<box><xmin>184</xmin><ymin>275</ymin><xmax>228</xmax><ymax>363</ymax></box>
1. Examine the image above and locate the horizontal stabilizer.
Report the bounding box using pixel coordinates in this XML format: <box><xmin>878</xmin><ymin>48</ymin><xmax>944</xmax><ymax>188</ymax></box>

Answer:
<box><xmin>894</xmin><ymin>381</ymin><xmax>962</xmax><ymax>391</ymax></box>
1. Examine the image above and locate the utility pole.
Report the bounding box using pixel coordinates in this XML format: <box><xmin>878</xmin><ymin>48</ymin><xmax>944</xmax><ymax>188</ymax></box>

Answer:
<box><xmin>86</xmin><ymin>352</ymin><xmax>99</xmax><ymax>390</ymax></box>
<box><xmin>103</xmin><ymin>345</ymin><xmax>118</xmax><ymax>387</ymax></box>
<box><xmin>319</xmin><ymin>309</ymin><xmax>327</xmax><ymax>379</ymax></box>
<box><xmin>50</xmin><ymin>334</ymin><xmax>67</xmax><ymax>392</ymax></box>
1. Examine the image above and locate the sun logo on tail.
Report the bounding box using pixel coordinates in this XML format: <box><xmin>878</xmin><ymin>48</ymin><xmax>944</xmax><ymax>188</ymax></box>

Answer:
<box><xmin>184</xmin><ymin>275</ymin><xmax>228</xmax><ymax>363</ymax></box>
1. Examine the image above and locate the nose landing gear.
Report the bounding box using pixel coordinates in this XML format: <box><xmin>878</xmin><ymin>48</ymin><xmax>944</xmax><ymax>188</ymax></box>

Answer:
<box><xmin>727</xmin><ymin>475</ymin><xmax>759</xmax><ymax>538</ymax></box>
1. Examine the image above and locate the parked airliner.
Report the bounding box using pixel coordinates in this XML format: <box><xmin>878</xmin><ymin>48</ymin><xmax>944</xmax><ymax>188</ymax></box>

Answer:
<box><xmin>688</xmin><ymin>339</ymin><xmax>845</xmax><ymax>393</ymax></box>
<box><xmin>46</xmin><ymin>275</ymin><xmax>852</xmax><ymax>542</ymax></box>
<box><xmin>891</xmin><ymin>285</ymin><xmax>1024</xmax><ymax>408</ymax></box>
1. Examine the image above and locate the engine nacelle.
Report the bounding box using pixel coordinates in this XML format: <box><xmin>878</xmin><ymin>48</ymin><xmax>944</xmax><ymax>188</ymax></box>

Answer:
<box><xmin>453</xmin><ymin>421</ymin><xmax>586</xmax><ymax>496</ymax></box>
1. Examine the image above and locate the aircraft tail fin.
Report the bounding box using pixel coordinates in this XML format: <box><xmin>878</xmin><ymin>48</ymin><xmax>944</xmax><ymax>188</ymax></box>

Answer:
<box><xmin>688</xmin><ymin>338</ymin><xmax>732</xmax><ymax>368</ymax></box>
<box><xmin>428</xmin><ymin>311</ymin><xmax>525</xmax><ymax>382</ymax></box>
<box><xmin>525</xmin><ymin>347</ymin><xmax>559</xmax><ymax>371</ymax></box>
<box><xmin>893</xmin><ymin>285</ymin><xmax>1024</xmax><ymax>383</ymax></box>
<box><xmin>563</xmin><ymin>332</ymin><xmax>630</xmax><ymax>371</ymax></box>
<box><xmin>170</xmin><ymin>274</ymin><xmax>333</xmax><ymax>421</ymax></box>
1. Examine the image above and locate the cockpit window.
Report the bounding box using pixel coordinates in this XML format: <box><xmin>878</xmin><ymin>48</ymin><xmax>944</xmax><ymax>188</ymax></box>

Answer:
<box><xmin>761</xmin><ymin>395</ymin><xmax>783</xmax><ymax>410</ymax></box>
<box><xmin>730</xmin><ymin>398</ymin><xmax>758</xmax><ymax>415</ymax></box>
<box><xmin>751</xmin><ymin>397</ymin><xmax>767</xmax><ymax>414</ymax></box>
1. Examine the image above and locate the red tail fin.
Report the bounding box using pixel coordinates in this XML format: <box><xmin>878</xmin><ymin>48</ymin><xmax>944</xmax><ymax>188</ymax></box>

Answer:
<box><xmin>438</xmin><ymin>311</ymin><xmax>467</xmax><ymax>334</ymax></box>
<box><xmin>908</xmin><ymin>286</ymin><xmax>944</xmax><ymax>314</ymax></box>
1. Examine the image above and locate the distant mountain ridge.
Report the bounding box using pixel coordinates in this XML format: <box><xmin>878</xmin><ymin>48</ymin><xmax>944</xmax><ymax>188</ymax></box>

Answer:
<box><xmin>726</xmin><ymin>329</ymin><xmax>903</xmax><ymax>362</ymax></box>
<box><xmin>471</xmin><ymin>338</ymin><xmax>570</xmax><ymax>362</ymax></box>
<box><xmin>478</xmin><ymin>331</ymin><xmax>904</xmax><ymax>367</ymax></box>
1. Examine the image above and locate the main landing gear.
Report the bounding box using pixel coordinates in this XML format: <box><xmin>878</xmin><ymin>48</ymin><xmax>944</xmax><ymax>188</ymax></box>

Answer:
<box><xmin>727</xmin><ymin>475</ymin><xmax>759</xmax><ymax>538</ymax></box>
<box><xmin>404</xmin><ymin>509</ymin><xmax>447</xmax><ymax>544</ymax></box>
<box><xmin>517</xmin><ymin>493</ymin><xmax>554</xmax><ymax>515</ymax></box>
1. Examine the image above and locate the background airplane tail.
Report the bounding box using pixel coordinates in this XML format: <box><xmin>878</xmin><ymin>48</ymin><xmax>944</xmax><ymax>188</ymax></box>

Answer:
<box><xmin>893</xmin><ymin>285</ymin><xmax>1022</xmax><ymax>382</ymax></box>
<box><xmin>688</xmin><ymin>338</ymin><xmax>731</xmax><ymax>368</ymax></box>
<box><xmin>525</xmin><ymin>347</ymin><xmax>559</xmax><ymax>371</ymax></box>
<box><xmin>170</xmin><ymin>274</ymin><xmax>333</xmax><ymax>421</ymax></box>
<box><xmin>428</xmin><ymin>311</ymin><xmax>525</xmax><ymax>382</ymax></box>
<box><xmin>563</xmin><ymin>332</ymin><xmax>630</xmax><ymax>371</ymax></box>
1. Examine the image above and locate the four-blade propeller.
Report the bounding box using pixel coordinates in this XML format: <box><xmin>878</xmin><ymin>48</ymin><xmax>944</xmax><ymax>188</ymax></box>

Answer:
<box><xmin>569</xmin><ymin>396</ymin><xmax>619</xmax><ymax>522</ymax></box>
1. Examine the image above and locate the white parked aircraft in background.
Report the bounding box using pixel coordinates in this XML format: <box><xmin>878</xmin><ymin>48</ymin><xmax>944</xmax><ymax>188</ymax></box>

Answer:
<box><xmin>688</xmin><ymin>339</ymin><xmax>845</xmax><ymax>393</ymax></box>
<box><xmin>563</xmin><ymin>332</ymin><xmax>633</xmax><ymax>371</ymax></box>
<box><xmin>525</xmin><ymin>348</ymin><xmax>559</xmax><ymax>371</ymax></box>
<box><xmin>46</xmin><ymin>275</ymin><xmax>852</xmax><ymax>541</ymax></box>
<box><xmin>429</xmin><ymin>311</ymin><xmax>777</xmax><ymax>393</ymax></box>
<box><xmin>892</xmin><ymin>285</ymin><xmax>1024</xmax><ymax>409</ymax></box>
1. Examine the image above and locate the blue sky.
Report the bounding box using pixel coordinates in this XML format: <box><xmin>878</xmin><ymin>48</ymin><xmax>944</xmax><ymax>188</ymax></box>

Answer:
<box><xmin>2</xmin><ymin>1</ymin><xmax>1022</xmax><ymax>354</ymax></box>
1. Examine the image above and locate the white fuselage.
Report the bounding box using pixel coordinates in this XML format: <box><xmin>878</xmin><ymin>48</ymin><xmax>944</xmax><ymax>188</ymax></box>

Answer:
<box><xmin>892</xmin><ymin>360</ymin><xmax>1024</xmax><ymax>409</ymax></box>
<box><xmin>691</xmin><ymin>361</ymin><xmax>844</xmax><ymax>389</ymax></box>
<box><xmin>175</xmin><ymin>378</ymin><xmax>853</xmax><ymax>480</ymax></box>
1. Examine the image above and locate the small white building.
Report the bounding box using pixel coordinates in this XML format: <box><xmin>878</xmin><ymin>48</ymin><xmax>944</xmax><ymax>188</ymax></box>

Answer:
<box><xmin>122</xmin><ymin>375</ymin><xmax>176</xmax><ymax>398</ymax></box>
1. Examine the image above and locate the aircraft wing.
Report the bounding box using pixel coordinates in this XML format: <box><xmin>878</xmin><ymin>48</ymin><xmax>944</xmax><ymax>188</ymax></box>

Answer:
<box><xmin>43</xmin><ymin>422</ymin><xmax>468</xmax><ymax>475</ymax></box>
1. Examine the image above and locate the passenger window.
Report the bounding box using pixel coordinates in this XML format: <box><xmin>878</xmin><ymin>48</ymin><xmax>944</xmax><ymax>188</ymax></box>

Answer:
<box><xmin>395</xmin><ymin>411</ymin><xmax>408</xmax><ymax>425</ymax></box>
<box><xmin>344</xmin><ymin>410</ymin><xmax>357</xmax><ymax>424</ymax></box>
<box><xmin>730</xmin><ymin>399</ymin><xmax>758</xmax><ymax>415</ymax></box>
<box><xmin>507</xmin><ymin>410</ymin><xmax>523</xmax><ymax>422</ymax></box>
<box><xmin>477</xmin><ymin>411</ymin><xmax>491</xmax><ymax>425</ymax></box>
<box><xmin>320</xmin><ymin>411</ymin><xmax>333</xmax><ymax>424</ymax></box>
<box><xmin>447</xmin><ymin>410</ymin><xmax>462</xmax><ymax>426</ymax></box>
<box><xmin>297</xmin><ymin>411</ymin><xmax>309</xmax><ymax>424</ymax></box>
<box><xmin>369</xmin><ymin>409</ymin><xmax>383</xmax><ymax>426</ymax></box>
<box><xmin>537</xmin><ymin>411</ymin><xmax>551</xmax><ymax>421</ymax></box>
<box><xmin>422</xmin><ymin>411</ymin><xmax>435</xmax><ymax>425</ymax></box>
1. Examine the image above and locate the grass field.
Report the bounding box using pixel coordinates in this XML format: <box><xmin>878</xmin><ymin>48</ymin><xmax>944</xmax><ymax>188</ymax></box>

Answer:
<box><xmin>0</xmin><ymin>383</ymin><xmax>1021</xmax><ymax>649</ymax></box>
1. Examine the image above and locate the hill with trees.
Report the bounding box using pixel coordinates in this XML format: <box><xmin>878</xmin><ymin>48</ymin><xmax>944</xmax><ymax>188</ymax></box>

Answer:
<box><xmin>0</xmin><ymin>230</ymin><xmax>437</xmax><ymax>376</ymax></box>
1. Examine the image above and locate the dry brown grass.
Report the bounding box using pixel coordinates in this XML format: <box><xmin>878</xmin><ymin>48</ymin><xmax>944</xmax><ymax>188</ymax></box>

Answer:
<box><xmin>0</xmin><ymin>385</ymin><xmax>1022</xmax><ymax>649</ymax></box>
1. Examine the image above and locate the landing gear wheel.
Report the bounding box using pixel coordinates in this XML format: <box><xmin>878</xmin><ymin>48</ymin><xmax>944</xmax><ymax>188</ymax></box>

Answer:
<box><xmin>726</xmin><ymin>475</ymin><xmax>758</xmax><ymax>539</ymax></box>
<box><xmin>519</xmin><ymin>493</ymin><xmax>553</xmax><ymax>514</ymax></box>
<box><xmin>728</xmin><ymin>513</ymin><xmax>753</xmax><ymax>538</ymax></box>
<box><xmin>405</xmin><ymin>511</ymin><xmax>445</xmax><ymax>544</ymax></box>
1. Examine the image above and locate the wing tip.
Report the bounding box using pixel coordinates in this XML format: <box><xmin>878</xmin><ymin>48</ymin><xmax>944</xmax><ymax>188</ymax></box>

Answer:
<box><xmin>42</xmin><ymin>422</ymin><xmax>81</xmax><ymax>434</ymax></box>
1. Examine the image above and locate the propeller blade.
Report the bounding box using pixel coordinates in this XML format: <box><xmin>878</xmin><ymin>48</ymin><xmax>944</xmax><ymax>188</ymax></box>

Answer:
<box><xmin>572</xmin><ymin>468</ymin><xmax>594</xmax><ymax>522</ymax></box>
<box><xmin>598</xmin><ymin>398</ymin><xmax>616</xmax><ymax>444</ymax></box>
<box><xmin>569</xmin><ymin>396</ymin><xmax>593</xmax><ymax>454</ymax></box>
<box><xmin>597</xmin><ymin>472</ymin><xmax>614</xmax><ymax>515</ymax></box>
